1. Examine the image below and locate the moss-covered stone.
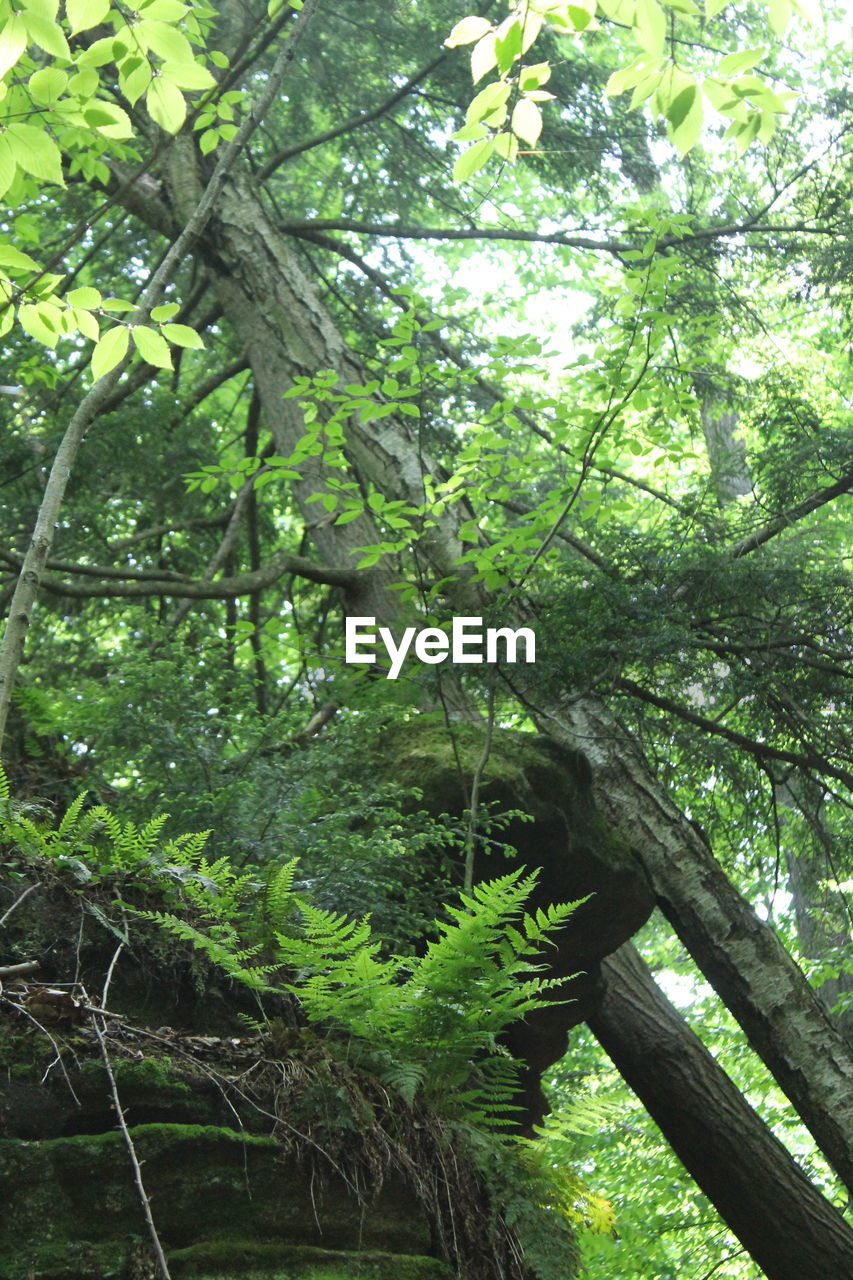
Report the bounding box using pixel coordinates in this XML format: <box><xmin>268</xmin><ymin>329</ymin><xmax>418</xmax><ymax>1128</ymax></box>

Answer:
<box><xmin>0</xmin><ymin>1124</ymin><xmax>436</xmax><ymax>1280</ymax></box>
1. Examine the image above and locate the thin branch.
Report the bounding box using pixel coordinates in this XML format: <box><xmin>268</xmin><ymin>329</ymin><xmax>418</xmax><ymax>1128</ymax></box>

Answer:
<box><xmin>281</xmin><ymin>217</ymin><xmax>632</xmax><ymax>255</ymax></box>
<box><xmin>93</xmin><ymin>1013</ymin><xmax>172</xmax><ymax>1280</ymax></box>
<box><xmin>0</xmin><ymin>883</ymin><xmax>39</xmax><ymax>928</ymax></box>
<box><xmin>109</xmin><ymin>512</ymin><xmax>234</xmax><ymax>553</ymax></box>
<box><xmin>494</xmin><ymin>497</ymin><xmax>609</xmax><ymax>569</ymax></box>
<box><xmin>730</xmin><ymin>470</ymin><xmax>853</xmax><ymax>558</ymax></box>
<box><xmin>36</xmin><ymin>549</ymin><xmax>361</xmax><ymax>598</ymax></box>
<box><xmin>0</xmin><ymin>551</ymin><xmax>196</xmax><ymax>583</ymax></box>
<box><xmin>257</xmin><ymin>53</ymin><xmax>446</xmax><ymax>181</ymax></box>
<box><xmin>614</xmin><ymin>676</ymin><xmax>853</xmax><ymax>791</ymax></box>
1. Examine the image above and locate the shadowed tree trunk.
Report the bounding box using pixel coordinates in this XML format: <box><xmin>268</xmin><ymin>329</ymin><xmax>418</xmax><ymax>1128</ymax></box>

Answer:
<box><xmin>588</xmin><ymin>943</ymin><xmax>853</xmax><ymax>1280</ymax></box>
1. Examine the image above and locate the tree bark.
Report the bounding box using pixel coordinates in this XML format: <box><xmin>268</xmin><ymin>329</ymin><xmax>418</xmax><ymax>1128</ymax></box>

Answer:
<box><xmin>523</xmin><ymin>683</ymin><xmax>853</xmax><ymax>1193</ymax></box>
<box><xmin>588</xmin><ymin>943</ymin><xmax>853</xmax><ymax>1280</ymax></box>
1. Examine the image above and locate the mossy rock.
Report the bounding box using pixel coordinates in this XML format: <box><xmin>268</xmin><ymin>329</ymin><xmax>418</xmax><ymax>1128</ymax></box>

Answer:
<box><xmin>368</xmin><ymin>722</ymin><xmax>654</xmax><ymax>1115</ymax></box>
<box><xmin>382</xmin><ymin>722</ymin><xmax>652</xmax><ymax>975</ymax></box>
<box><xmin>0</xmin><ymin>1124</ymin><xmax>439</xmax><ymax>1280</ymax></box>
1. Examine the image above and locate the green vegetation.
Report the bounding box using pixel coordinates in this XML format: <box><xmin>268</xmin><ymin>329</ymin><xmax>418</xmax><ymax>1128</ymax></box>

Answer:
<box><xmin>1</xmin><ymin>1</ymin><xmax>851</xmax><ymax>1278</ymax></box>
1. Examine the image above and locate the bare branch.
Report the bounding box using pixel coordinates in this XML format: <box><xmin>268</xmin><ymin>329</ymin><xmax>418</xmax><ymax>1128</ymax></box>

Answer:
<box><xmin>283</xmin><ymin>217</ymin><xmax>633</xmax><ymax>255</ymax></box>
<box><xmin>36</xmin><ymin>549</ymin><xmax>361</xmax><ymax>599</ymax></box>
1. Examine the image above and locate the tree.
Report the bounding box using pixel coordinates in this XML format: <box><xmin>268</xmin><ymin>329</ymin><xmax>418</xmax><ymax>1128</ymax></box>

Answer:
<box><xmin>1</xmin><ymin>1</ymin><xmax>851</xmax><ymax>1276</ymax></box>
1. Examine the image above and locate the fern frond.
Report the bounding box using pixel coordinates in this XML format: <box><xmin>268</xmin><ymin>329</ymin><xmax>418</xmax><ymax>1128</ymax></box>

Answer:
<box><xmin>57</xmin><ymin>792</ymin><xmax>89</xmax><ymax>838</ymax></box>
<box><xmin>264</xmin><ymin>858</ymin><xmax>299</xmax><ymax>931</ymax></box>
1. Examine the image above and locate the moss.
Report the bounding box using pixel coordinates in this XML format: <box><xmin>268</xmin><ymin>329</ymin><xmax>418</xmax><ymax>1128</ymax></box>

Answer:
<box><xmin>0</xmin><ymin>1124</ymin><xmax>433</xmax><ymax>1280</ymax></box>
<box><xmin>168</xmin><ymin>1241</ymin><xmax>450</xmax><ymax>1280</ymax></box>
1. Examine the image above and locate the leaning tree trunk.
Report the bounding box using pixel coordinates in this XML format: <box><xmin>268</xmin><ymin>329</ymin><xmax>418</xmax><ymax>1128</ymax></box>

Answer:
<box><xmin>588</xmin><ymin>943</ymin><xmax>853</xmax><ymax>1280</ymax></box>
<box><xmin>519</xmin><ymin>681</ymin><xmax>853</xmax><ymax>1194</ymax></box>
<box><xmin>142</xmin><ymin>138</ymin><xmax>853</xmax><ymax>1194</ymax></box>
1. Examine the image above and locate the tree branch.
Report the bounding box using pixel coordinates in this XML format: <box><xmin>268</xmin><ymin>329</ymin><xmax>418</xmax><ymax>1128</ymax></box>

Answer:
<box><xmin>281</xmin><ymin>217</ymin><xmax>633</xmax><ymax>255</ymax></box>
<box><xmin>614</xmin><ymin>675</ymin><xmax>853</xmax><ymax>790</ymax></box>
<box><xmin>730</xmin><ymin>470</ymin><xmax>853</xmax><ymax>558</ymax></box>
<box><xmin>257</xmin><ymin>53</ymin><xmax>446</xmax><ymax>181</ymax></box>
<box><xmin>35</xmin><ymin>549</ymin><xmax>361</xmax><ymax>599</ymax></box>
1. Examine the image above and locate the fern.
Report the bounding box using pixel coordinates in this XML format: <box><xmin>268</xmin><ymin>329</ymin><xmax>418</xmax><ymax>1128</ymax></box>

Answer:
<box><xmin>137</xmin><ymin>911</ymin><xmax>276</xmax><ymax>990</ymax></box>
<box><xmin>263</xmin><ymin>857</ymin><xmax>299</xmax><ymax>931</ymax></box>
<box><xmin>260</xmin><ymin>865</ymin><xmax>582</xmax><ymax>1126</ymax></box>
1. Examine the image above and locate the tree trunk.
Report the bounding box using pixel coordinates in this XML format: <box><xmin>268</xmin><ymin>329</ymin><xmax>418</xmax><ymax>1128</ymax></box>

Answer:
<box><xmin>524</xmin><ymin>684</ymin><xmax>853</xmax><ymax>1193</ymax></box>
<box><xmin>588</xmin><ymin>943</ymin><xmax>853</xmax><ymax>1280</ymax></box>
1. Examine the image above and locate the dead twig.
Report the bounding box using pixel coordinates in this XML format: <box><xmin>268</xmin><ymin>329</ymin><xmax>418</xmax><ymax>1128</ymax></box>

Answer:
<box><xmin>92</xmin><ymin>1011</ymin><xmax>173</xmax><ymax>1280</ymax></box>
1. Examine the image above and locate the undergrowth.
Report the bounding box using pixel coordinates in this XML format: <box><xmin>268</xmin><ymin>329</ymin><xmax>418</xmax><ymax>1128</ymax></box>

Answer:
<box><xmin>0</xmin><ymin>769</ymin><xmax>616</xmax><ymax>1280</ymax></box>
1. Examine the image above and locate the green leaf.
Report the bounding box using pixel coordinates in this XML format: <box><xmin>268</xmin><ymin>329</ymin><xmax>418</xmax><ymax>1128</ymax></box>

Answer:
<box><xmin>71</xmin><ymin>307</ymin><xmax>100</xmax><ymax>342</ymax></box>
<box><xmin>511</xmin><ymin>97</ymin><xmax>543</xmax><ymax>146</ymax></box>
<box><xmin>494</xmin><ymin>17</ymin><xmax>522</xmax><ymax>74</ymax></box>
<box><xmin>567</xmin><ymin>2</ymin><xmax>595</xmax><ymax>29</ymax></box>
<box><xmin>494</xmin><ymin>131</ymin><xmax>519</xmax><ymax>161</ymax></box>
<box><xmin>151</xmin><ymin>302</ymin><xmax>180</xmax><ymax>321</ymax></box>
<box><xmin>519</xmin><ymin>62</ymin><xmax>551</xmax><ymax>91</ymax></box>
<box><xmin>7</xmin><ymin>124</ymin><xmax>64</xmax><ymax>186</ymax></box>
<box><xmin>67</xmin><ymin>286</ymin><xmax>102</xmax><ymax>308</ymax></box>
<box><xmin>0</xmin><ymin>245</ymin><xmax>40</xmax><ymax>272</ymax></box>
<box><xmin>83</xmin><ymin>101</ymin><xmax>134</xmax><ymax>139</ymax></box>
<box><xmin>161</xmin><ymin>322</ymin><xmax>204</xmax><ymax>349</ymax></box>
<box><xmin>0</xmin><ymin>15</ymin><xmax>27</xmax><ymax>80</ymax></box>
<box><xmin>132</xmin><ymin>324</ymin><xmax>173</xmax><ymax>368</ymax></box>
<box><xmin>136</xmin><ymin>18</ymin><xmax>195</xmax><ymax>64</ymax></box>
<box><xmin>466</xmin><ymin>80</ymin><xmax>512</xmax><ymax>125</ymax></box>
<box><xmin>29</xmin><ymin>67</ymin><xmax>67</xmax><ymax>104</ymax></box>
<box><xmin>24</xmin><ymin>0</ymin><xmax>60</xmax><ymax>20</ymax></box>
<box><xmin>667</xmin><ymin>82</ymin><xmax>703</xmax><ymax>155</ymax></box>
<box><xmin>91</xmin><ymin>325</ymin><xmax>130</xmax><ymax>380</ymax></box>
<box><xmin>0</xmin><ymin>139</ymin><xmax>17</xmax><ymax>199</ymax></box>
<box><xmin>633</xmin><ymin>0</ymin><xmax>667</xmax><ymax>55</ymax></box>
<box><xmin>22</xmin><ymin>10</ymin><xmax>70</xmax><ymax>58</ymax></box>
<box><xmin>146</xmin><ymin>77</ymin><xmax>187</xmax><ymax>132</ymax></box>
<box><xmin>452</xmin><ymin>135</ymin><xmax>496</xmax><ymax>182</ymax></box>
<box><xmin>76</xmin><ymin>35</ymin><xmax>116</xmax><ymax>67</ymax></box>
<box><xmin>18</xmin><ymin>302</ymin><xmax>62</xmax><ymax>347</ymax></box>
<box><xmin>118</xmin><ymin>55</ymin><xmax>153</xmax><ymax>104</ymax></box>
<box><xmin>445</xmin><ymin>15</ymin><xmax>492</xmax><ymax>47</ymax></box>
<box><xmin>768</xmin><ymin>0</ymin><xmax>791</xmax><ymax>32</ymax></box>
<box><xmin>716</xmin><ymin>47</ymin><xmax>767</xmax><ymax>75</ymax></box>
<box><xmin>66</xmin><ymin>0</ymin><xmax>109</xmax><ymax>33</ymax></box>
<box><xmin>138</xmin><ymin>0</ymin><xmax>189</xmax><ymax>18</ymax></box>
<box><xmin>159</xmin><ymin>59</ymin><xmax>216</xmax><ymax>90</ymax></box>
<box><xmin>69</xmin><ymin>67</ymin><xmax>99</xmax><ymax>98</ymax></box>
<box><xmin>470</xmin><ymin>32</ymin><xmax>498</xmax><ymax>83</ymax></box>
<box><xmin>451</xmin><ymin>122</ymin><xmax>490</xmax><ymax>142</ymax></box>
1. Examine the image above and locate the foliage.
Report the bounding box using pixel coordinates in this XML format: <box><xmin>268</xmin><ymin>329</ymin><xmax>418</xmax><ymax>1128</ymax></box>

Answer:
<box><xmin>0</xmin><ymin>0</ymin><xmax>220</xmax><ymax>366</ymax></box>
<box><xmin>445</xmin><ymin>0</ymin><xmax>815</xmax><ymax>176</ymax></box>
<box><xmin>1</xmin><ymin>0</ymin><xmax>852</xmax><ymax>1275</ymax></box>
<box><xmin>0</xmin><ymin>767</ymin><xmax>610</xmax><ymax>1280</ymax></box>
